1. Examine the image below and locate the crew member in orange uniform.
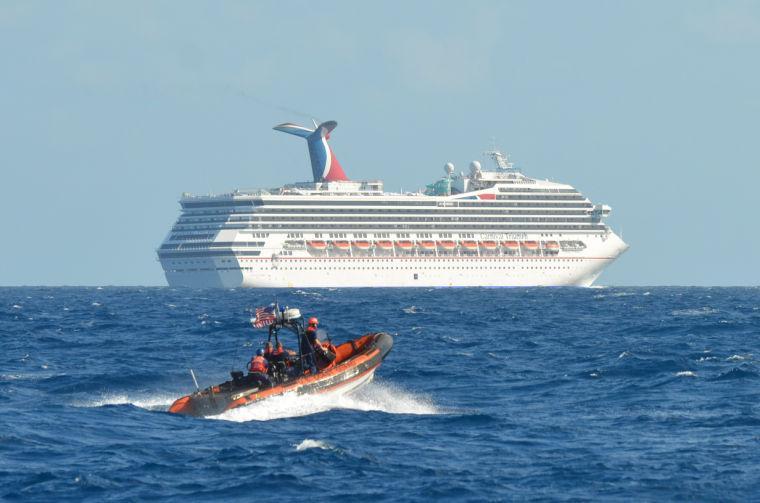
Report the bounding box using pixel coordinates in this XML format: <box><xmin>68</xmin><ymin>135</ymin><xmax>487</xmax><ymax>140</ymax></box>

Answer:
<box><xmin>248</xmin><ymin>348</ymin><xmax>271</xmax><ymax>387</ymax></box>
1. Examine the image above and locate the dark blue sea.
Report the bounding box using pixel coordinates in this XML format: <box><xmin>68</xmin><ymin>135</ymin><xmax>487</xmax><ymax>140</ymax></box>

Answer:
<box><xmin>1</xmin><ymin>287</ymin><xmax>759</xmax><ymax>501</ymax></box>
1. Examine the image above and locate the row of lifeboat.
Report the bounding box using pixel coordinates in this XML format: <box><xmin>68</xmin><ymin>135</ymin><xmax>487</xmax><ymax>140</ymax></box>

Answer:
<box><xmin>306</xmin><ymin>240</ymin><xmax>560</xmax><ymax>251</ymax></box>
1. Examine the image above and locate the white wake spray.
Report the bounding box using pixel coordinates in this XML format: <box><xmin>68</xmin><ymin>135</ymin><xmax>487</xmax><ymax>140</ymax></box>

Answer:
<box><xmin>209</xmin><ymin>380</ymin><xmax>440</xmax><ymax>423</ymax></box>
<box><xmin>73</xmin><ymin>392</ymin><xmax>179</xmax><ymax>411</ymax></box>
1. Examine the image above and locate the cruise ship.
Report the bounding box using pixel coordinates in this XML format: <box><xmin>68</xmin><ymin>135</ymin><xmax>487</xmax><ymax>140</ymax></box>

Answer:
<box><xmin>157</xmin><ymin>120</ymin><xmax>628</xmax><ymax>288</ymax></box>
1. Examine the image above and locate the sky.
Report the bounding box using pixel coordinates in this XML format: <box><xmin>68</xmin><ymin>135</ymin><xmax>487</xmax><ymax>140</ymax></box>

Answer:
<box><xmin>1</xmin><ymin>0</ymin><xmax>758</xmax><ymax>286</ymax></box>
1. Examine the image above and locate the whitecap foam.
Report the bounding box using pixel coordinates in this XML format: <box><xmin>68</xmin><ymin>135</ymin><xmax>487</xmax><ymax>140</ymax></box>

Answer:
<box><xmin>676</xmin><ymin>371</ymin><xmax>697</xmax><ymax>377</ymax></box>
<box><xmin>726</xmin><ymin>354</ymin><xmax>751</xmax><ymax>362</ymax></box>
<box><xmin>293</xmin><ymin>290</ymin><xmax>323</xmax><ymax>298</ymax></box>
<box><xmin>12</xmin><ymin>304</ymin><xmax>22</xmax><ymax>309</ymax></box>
<box><xmin>402</xmin><ymin>306</ymin><xmax>422</xmax><ymax>314</ymax></box>
<box><xmin>671</xmin><ymin>307</ymin><xmax>718</xmax><ymax>316</ymax></box>
<box><xmin>72</xmin><ymin>392</ymin><xmax>178</xmax><ymax>411</ymax></box>
<box><xmin>294</xmin><ymin>439</ymin><xmax>333</xmax><ymax>452</ymax></box>
<box><xmin>210</xmin><ymin>380</ymin><xmax>441</xmax><ymax>423</ymax></box>
<box><xmin>1</xmin><ymin>372</ymin><xmax>62</xmax><ymax>382</ymax></box>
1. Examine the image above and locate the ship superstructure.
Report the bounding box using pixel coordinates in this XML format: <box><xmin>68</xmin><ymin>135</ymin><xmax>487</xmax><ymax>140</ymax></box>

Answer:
<box><xmin>157</xmin><ymin>120</ymin><xmax>628</xmax><ymax>287</ymax></box>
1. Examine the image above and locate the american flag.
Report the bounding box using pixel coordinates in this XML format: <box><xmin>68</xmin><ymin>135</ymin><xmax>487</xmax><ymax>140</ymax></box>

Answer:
<box><xmin>251</xmin><ymin>304</ymin><xmax>277</xmax><ymax>328</ymax></box>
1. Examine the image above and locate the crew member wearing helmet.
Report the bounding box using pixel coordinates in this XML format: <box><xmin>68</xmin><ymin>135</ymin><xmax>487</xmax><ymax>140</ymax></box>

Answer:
<box><xmin>263</xmin><ymin>341</ymin><xmax>274</xmax><ymax>360</ymax></box>
<box><xmin>247</xmin><ymin>348</ymin><xmax>272</xmax><ymax>387</ymax></box>
<box><xmin>300</xmin><ymin>317</ymin><xmax>319</xmax><ymax>374</ymax></box>
<box><xmin>305</xmin><ymin>317</ymin><xmax>320</xmax><ymax>345</ymax></box>
<box><xmin>304</xmin><ymin>317</ymin><xmax>336</xmax><ymax>370</ymax></box>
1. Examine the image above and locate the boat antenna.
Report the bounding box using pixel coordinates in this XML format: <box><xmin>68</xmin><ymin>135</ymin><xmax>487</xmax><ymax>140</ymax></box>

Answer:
<box><xmin>177</xmin><ymin>339</ymin><xmax>201</xmax><ymax>391</ymax></box>
<box><xmin>189</xmin><ymin>368</ymin><xmax>200</xmax><ymax>391</ymax></box>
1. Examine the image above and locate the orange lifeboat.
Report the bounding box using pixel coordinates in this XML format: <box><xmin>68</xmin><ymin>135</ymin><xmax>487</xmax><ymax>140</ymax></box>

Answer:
<box><xmin>396</xmin><ymin>240</ymin><xmax>414</xmax><ymax>250</ymax></box>
<box><xmin>544</xmin><ymin>241</ymin><xmax>560</xmax><ymax>250</ymax></box>
<box><xmin>437</xmin><ymin>240</ymin><xmax>457</xmax><ymax>250</ymax></box>
<box><xmin>460</xmin><ymin>240</ymin><xmax>478</xmax><ymax>250</ymax></box>
<box><xmin>418</xmin><ymin>240</ymin><xmax>436</xmax><ymax>250</ymax></box>
<box><xmin>333</xmin><ymin>240</ymin><xmax>351</xmax><ymax>250</ymax></box>
<box><xmin>307</xmin><ymin>240</ymin><xmax>327</xmax><ymax>250</ymax></box>
<box><xmin>502</xmin><ymin>240</ymin><xmax>520</xmax><ymax>250</ymax></box>
<box><xmin>353</xmin><ymin>240</ymin><xmax>371</xmax><ymax>250</ymax></box>
<box><xmin>376</xmin><ymin>240</ymin><xmax>393</xmax><ymax>250</ymax></box>
<box><xmin>480</xmin><ymin>241</ymin><xmax>498</xmax><ymax>250</ymax></box>
<box><xmin>522</xmin><ymin>241</ymin><xmax>539</xmax><ymax>250</ymax></box>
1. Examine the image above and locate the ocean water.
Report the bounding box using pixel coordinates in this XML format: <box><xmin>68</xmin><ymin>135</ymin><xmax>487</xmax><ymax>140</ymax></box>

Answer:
<box><xmin>1</xmin><ymin>287</ymin><xmax>759</xmax><ymax>501</ymax></box>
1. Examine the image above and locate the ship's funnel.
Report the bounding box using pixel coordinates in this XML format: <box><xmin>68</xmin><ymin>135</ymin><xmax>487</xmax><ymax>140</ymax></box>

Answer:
<box><xmin>273</xmin><ymin>121</ymin><xmax>349</xmax><ymax>182</ymax></box>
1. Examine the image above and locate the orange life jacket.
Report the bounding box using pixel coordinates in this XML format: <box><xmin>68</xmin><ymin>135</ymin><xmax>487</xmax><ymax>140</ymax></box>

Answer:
<box><xmin>250</xmin><ymin>355</ymin><xmax>268</xmax><ymax>373</ymax></box>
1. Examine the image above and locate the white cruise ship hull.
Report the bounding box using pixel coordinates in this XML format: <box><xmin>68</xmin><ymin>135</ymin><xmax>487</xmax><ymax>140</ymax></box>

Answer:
<box><xmin>162</xmin><ymin>233</ymin><xmax>627</xmax><ymax>288</ymax></box>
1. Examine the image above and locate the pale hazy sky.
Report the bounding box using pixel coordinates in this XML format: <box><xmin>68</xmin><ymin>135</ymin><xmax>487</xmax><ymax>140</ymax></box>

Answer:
<box><xmin>1</xmin><ymin>1</ymin><xmax>758</xmax><ymax>286</ymax></box>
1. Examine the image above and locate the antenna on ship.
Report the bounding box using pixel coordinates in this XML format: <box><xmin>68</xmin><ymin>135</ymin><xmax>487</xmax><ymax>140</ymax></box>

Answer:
<box><xmin>483</xmin><ymin>138</ymin><xmax>518</xmax><ymax>173</ymax></box>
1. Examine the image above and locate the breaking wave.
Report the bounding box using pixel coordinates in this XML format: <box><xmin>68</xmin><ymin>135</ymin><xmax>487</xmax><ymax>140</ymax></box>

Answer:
<box><xmin>294</xmin><ymin>439</ymin><xmax>334</xmax><ymax>451</ymax></box>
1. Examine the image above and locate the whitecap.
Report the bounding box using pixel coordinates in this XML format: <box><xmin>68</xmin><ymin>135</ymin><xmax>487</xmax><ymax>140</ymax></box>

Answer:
<box><xmin>676</xmin><ymin>371</ymin><xmax>697</xmax><ymax>377</ymax></box>
<box><xmin>642</xmin><ymin>291</ymin><xmax>651</xmax><ymax>296</ymax></box>
<box><xmin>12</xmin><ymin>304</ymin><xmax>22</xmax><ymax>309</ymax></box>
<box><xmin>618</xmin><ymin>351</ymin><xmax>632</xmax><ymax>359</ymax></box>
<box><xmin>726</xmin><ymin>354</ymin><xmax>751</xmax><ymax>362</ymax></box>
<box><xmin>2</xmin><ymin>371</ymin><xmax>65</xmax><ymax>382</ymax></box>
<box><xmin>294</xmin><ymin>439</ymin><xmax>333</xmax><ymax>452</ymax></box>
<box><xmin>166</xmin><ymin>304</ymin><xmax>177</xmax><ymax>309</ymax></box>
<box><xmin>91</xmin><ymin>302</ymin><xmax>101</xmax><ymax>307</ymax></box>
<box><xmin>402</xmin><ymin>306</ymin><xmax>421</xmax><ymax>314</ymax></box>
<box><xmin>671</xmin><ymin>307</ymin><xmax>718</xmax><ymax>316</ymax></box>
<box><xmin>293</xmin><ymin>289</ymin><xmax>322</xmax><ymax>298</ymax></box>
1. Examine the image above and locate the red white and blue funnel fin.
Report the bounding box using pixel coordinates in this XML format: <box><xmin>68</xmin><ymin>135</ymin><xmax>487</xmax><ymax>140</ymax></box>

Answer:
<box><xmin>273</xmin><ymin>120</ymin><xmax>349</xmax><ymax>182</ymax></box>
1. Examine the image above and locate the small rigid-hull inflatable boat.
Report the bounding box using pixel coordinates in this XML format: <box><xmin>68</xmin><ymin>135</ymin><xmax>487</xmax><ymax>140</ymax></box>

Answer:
<box><xmin>168</xmin><ymin>309</ymin><xmax>393</xmax><ymax>417</ymax></box>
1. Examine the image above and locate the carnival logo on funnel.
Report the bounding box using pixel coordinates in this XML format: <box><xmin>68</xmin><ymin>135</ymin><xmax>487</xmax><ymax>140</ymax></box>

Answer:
<box><xmin>273</xmin><ymin>120</ymin><xmax>349</xmax><ymax>182</ymax></box>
